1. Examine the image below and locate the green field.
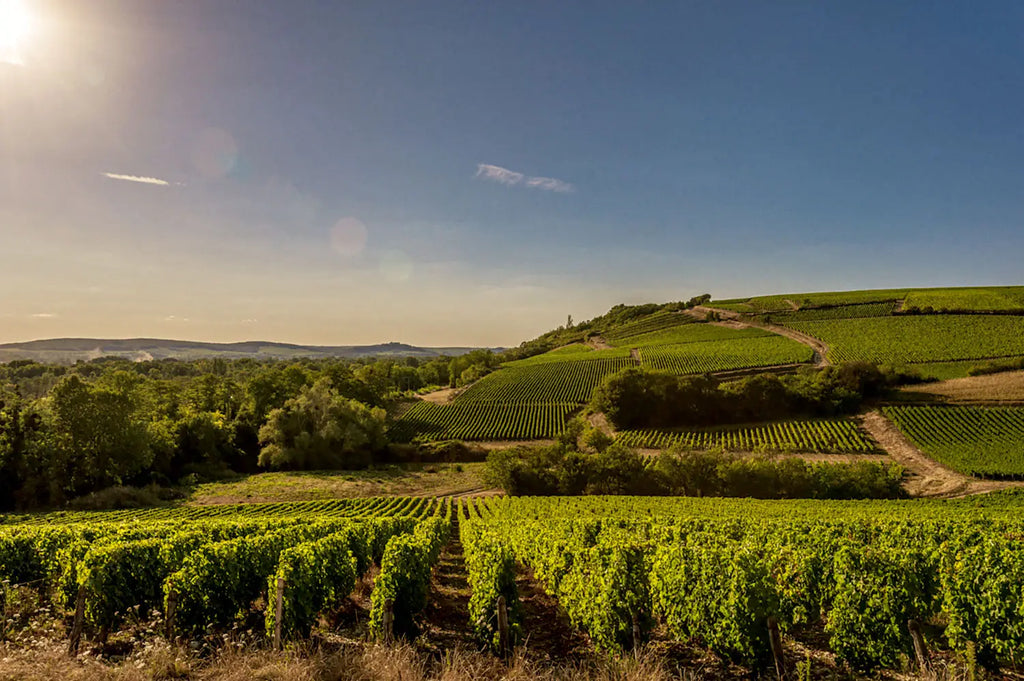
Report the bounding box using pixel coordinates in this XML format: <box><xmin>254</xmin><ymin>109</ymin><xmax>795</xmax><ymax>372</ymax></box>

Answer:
<box><xmin>715</xmin><ymin>286</ymin><xmax>1024</xmax><ymax>314</ymax></box>
<box><xmin>639</xmin><ymin>335</ymin><xmax>813</xmax><ymax>374</ymax></box>
<box><xmin>393</xmin><ymin>401</ymin><xmax>576</xmax><ymax>442</ymax></box>
<box><xmin>903</xmin><ymin>287</ymin><xmax>1024</xmax><ymax>312</ymax></box>
<box><xmin>397</xmin><ymin>319</ymin><xmax>815</xmax><ymax>441</ymax></box>
<box><xmin>609</xmin><ymin>322</ymin><xmax>770</xmax><ymax>348</ymax></box>
<box><xmin>786</xmin><ymin>315</ymin><xmax>1024</xmax><ymax>365</ymax></box>
<box><xmin>458</xmin><ymin>357</ymin><xmax>635</xmax><ymax>403</ymax></box>
<box><xmin>463</xmin><ymin>495</ymin><xmax>1024</xmax><ymax>668</ymax></box>
<box><xmin>601</xmin><ymin>309</ymin><xmax>697</xmax><ymax>342</ymax></box>
<box><xmin>882</xmin><ymin>405</ymin><xmax>1024</xmax><ymax>478</ymax></box>
<box><xmin>503</xmin><ymin>344</ymin><xmax>632</xmax><ymax>366</ymax></box>
<box><xmin>617</xmin><ymin>418</ymin><xmax>874</xmax><ymax>452</ymax></box>
<box><xmin>0</xmin><ymin>497</ymin><xmax>451</xmax><ymax>644</ymax></box>
<box><xmin>764</xmin><ymin>301</ymin><xmax>896</xmax><ymax>322</ymax></box>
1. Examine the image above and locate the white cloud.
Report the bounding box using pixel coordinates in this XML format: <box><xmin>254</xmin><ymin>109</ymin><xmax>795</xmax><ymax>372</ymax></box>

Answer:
<box><xmin>102</xmin><ymin>172</ymin><xmax>171</xmax><ymax>186</ymax></box>
<box><xmin>475</xmin><ymin>164</ymin><xmax>574</xmax><ymax>193</ymax></box>
<box><xmin>30</xmin><ymin>312</ymin><xmax>56</xmax><ymax>318</ymax></box>
<box><xmin>164</xmin><ymin>315</ymin><xmax>190</xmax><ymax>322</ymax></box>
<box><xmin>525</xmin><ymin>175</ymin><xmax>574</xmax><ymax>193</ymax></box>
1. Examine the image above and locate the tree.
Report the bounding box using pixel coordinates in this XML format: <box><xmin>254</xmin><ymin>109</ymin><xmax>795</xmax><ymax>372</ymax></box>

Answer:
<box><xmin>44</xmin><ymin>375</ymin><xmax>155</xmax><ymax>500</ymax></box>
<box><xmin>258</xmin><ymin>379</ymin><xmax>386</xmax><ymax>470</ymax></box>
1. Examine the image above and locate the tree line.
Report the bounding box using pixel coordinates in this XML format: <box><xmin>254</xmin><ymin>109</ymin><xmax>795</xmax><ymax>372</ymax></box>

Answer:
<box><xmin>0</xmin><ymin>353</ymin><xmax>491</xmax><ymax>510</ymax></box>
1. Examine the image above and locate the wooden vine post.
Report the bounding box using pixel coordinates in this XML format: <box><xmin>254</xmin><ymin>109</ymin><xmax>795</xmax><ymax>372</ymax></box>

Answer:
<box><xmin>496</xmin><ymin>596</ymin><xmax>510</xmax><ymax>658</ymax></box>
<box><xmin>631</xmin><ymin>611</ymin><xmax>641</xmax><ymax>659</ymax></box>
<box><xmin>382</xmin><ymin>599</ymin><xmax>394</xmax><ymax>644</ymax></box>
<box><xmin>0</xmin><ymin>584</ymin><xmax>6</xmax><ymax>643</ymax></box>
<box><xmin>67</xmin><ymin>585</ymin><xmax>86</xmax><ymax>657</ymax></box>
<box><xmin>767</xmin><ymin>616</ymin><xmax>786</xmax><ymax>680</ymax></box>
<box><xmin>273</xmin><ymin>577</ymin><xmax>285</xmax><ymax>651</ymax></box>
<box><xmin>164</xmin><ymin>591</ymin><xmax>177</xmax><ymax>640</ymax></box>
<box><xmin>908</xmin><ymin>619</ymin><xmax>932</xmax><ymax>676</ymax></box>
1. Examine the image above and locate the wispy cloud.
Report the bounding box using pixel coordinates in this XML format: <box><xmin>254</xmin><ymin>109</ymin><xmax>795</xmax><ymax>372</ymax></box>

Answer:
<box><xmin>475</xmin><ymin>164</ymin><xmax>574</xmax><ymax>193</ymax></box>
<box><xmin>30</xmin><ymin>313</ymin><xmax>57</xmax><ymax>318</ymax></box>
<box><xmin>164</xmin><ymin>315</ymin><xmax>190</xmax><ymax>322</ymax></box>
<box><xmin>102</xmin><ymin>172</ymin><xmax>172</xmax><ymax>186</ymax></box>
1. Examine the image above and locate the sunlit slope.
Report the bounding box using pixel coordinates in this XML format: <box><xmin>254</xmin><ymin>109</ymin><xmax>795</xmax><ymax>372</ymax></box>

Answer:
<box><xmin>711</xmin><ymin>285</ymin><xmax>1024</xmax><ymax>379</ymax></box>
<box><xmin>396</xmin><ymin>315</ymin><xmax>813</xmax><ymax>442</ymax></box>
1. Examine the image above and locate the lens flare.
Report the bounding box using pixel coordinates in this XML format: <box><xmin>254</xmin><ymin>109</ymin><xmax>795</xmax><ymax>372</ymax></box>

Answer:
<box><xmin>0</xmin><ymin>0</ymin><xmax>32</xmax><ymax>65</ymax></box>
<box><xmin>330</xmin><ymin>218</ymin><xmax>368</xmax><ymax>257</ymax></box>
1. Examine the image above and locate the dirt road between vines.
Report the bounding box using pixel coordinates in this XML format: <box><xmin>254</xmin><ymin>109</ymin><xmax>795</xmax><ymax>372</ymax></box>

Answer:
<box><xmin>689</xmin><ymin>305</ymin><xmax>830</xmax><ymax>366</ymax></box>
<box><xmin>858</xmin><ymin>410</ymin><xmax>1024</xmax><ymax>498</ymax></box>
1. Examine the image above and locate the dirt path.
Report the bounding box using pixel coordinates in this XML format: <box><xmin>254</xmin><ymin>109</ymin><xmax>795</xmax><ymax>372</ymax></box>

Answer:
<box><xmin>858</xmin><ymin>410</ymin><xmax>1024</xmax><ymax>498</ymax></box>
<box><xmin>692</xmin><ymin>305</ymin><xmax>831</xmax><ymax>366</ymax></box>
<box><xmin>418</xmin><ymin>387</ymin><xmax>461</xmax><ymax>405</ymax></box>
<box><xmin>419</xmin><ymin>515</ymin><xmax>479</xmax><ymax>653</ymax></box>
<box><xmin>630</xmin><ymin>347</ymin><xmax>641</xmax><ymax>364</ymax></box>
<box><xmin>515</xmin><ymin>565</ymin><xmax>592</xmax><ymax>659</ymax></box>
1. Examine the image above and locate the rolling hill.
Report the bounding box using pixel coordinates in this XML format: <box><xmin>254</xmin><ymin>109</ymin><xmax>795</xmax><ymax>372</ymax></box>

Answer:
<box><xmin>0</xmin><ymin>338</ymin><xmax>490</xmax><ymax>363</ymax></box>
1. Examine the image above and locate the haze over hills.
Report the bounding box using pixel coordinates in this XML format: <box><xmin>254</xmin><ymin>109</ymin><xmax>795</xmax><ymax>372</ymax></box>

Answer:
<box><xmin>0</xmin><ymin>338</ymin><xmax>491</xmax><ymax>364</ymax></box>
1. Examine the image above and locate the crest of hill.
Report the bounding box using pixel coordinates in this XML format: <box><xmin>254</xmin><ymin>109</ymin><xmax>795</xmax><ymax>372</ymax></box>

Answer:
<box><xmin>501</xmin><ymin>295</ymin><xmax>712</xmax><ymax>363</ymax></box>
<box><xmin>0</xmin><ymin>338</ymin><xmax>489</xmax><ymax>364</ymax></box>
<box><xmin>713</xmin><ymin>285</ymin><xmax>1024</xmax><ymax>314</ymax></box>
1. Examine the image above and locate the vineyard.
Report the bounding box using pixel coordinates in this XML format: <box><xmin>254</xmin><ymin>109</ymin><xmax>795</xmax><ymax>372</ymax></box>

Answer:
<box><xmin>763</xmin><ymin>301</ymin><xmax>896</xmax><ymax>322</ymax></box>
<box><xmin>462</xmin><ymin>495</ymin><xmax>1024</xmax><ymax>671</ymax></box>
<box><xmin>882</xmin><ymin>405</ymin><xmax>1024</xmax><ymax>478</ymax></box>
<box><xmin>714</xmin><ymin>286</ymin><xmax>1024</xmax><ymax>315</ymax></box>
<box><xmin>0</xmin><ymin>497</ymin><xmax>452</xmax><ymax>647</ymax></box>
<box><xmin>784</xmin><ymin>315</ymin><xmax>1024</xmax><ymax>365</ymax></box>
<box><xmin>611</xmin><ymin>322</ymin><xmax>770</xmax><ymax>348</ymax></box>
<box><xmin>616</xmin><ymin>418</ymin><xmax>875</xmax><ymax>453</ymax></box>
<box><xmin>639</xmin><ymin>336</ymin><xmax>813</xmax><ymax>375</ymax></box>
<box><xmin>457</xmin><ymin>358</ymin><xmax>635</xmax><ymax>404</ymax></box>
<box><xmin>391</xmin><ymin>401</ymin><xmax>577</xmax><ymax>442</ymax></box>
<box><xmin>4</xmin><ymin>494</ymin><xmax>1024</xmax><ymax>675</ymax></box>
<box><xmin>601</xmin><ymin>310</ymin><xmax>696</xmax><ymax>343</ymax></box>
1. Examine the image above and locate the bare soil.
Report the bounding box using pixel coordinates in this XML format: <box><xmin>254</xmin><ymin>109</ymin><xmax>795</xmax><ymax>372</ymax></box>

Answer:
<box><xmin>901</xmin><ymin>370</ymin><xmax>1024</xmax><ymax>403</ymax></box>
<box><xmin>419</xmin><ymin>387</ymin><xmax>461</xmax><ymax>405</ymax></box>
<box><xmin>585</xmin><ymin>336</ymin><xmax>613</xmax><ymax>350</ymax></box>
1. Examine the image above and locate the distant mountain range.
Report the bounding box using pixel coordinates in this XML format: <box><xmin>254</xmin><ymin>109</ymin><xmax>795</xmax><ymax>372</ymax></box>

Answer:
<box><xmin>0</xmin><ymin>338</ymin><xmax>494</xmax><ymax>364</ymax></box>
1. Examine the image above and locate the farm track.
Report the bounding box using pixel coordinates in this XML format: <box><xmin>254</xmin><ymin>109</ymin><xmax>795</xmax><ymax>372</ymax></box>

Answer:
<box><xmin>418</xmin><ymin>387</ymin><xmax>462</xmax><ymax>405</ymax></box>
<box><xmin>419</xmin><ymin>515</ymin><xmax>478</xmax><ymax>653</ymax></box>
<box><xmin>858</xmin><ymin>410</ymin><xmax>1024</xmax><ymax>498</ymax></box>
<box><xmin>691</xmin><ymin>305</ymin><xmax>830</xmax><ymax>366</ymax></box>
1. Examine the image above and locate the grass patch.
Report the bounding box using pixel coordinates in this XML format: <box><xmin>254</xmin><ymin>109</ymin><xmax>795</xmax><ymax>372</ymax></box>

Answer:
<box><xmin>187</xmin><ymin>462</ymin><xmax>488</xmax><ymax>505</ymax></box>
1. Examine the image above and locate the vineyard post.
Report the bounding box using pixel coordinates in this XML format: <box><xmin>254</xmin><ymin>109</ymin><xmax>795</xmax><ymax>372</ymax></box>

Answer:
<box><xmin>274</xmin><ymin>577</ymin><xmax>285</xmax><ymax>651</ymax></box>
<box><xmin>382</xmin><ymin>599</ymin><xmax>394</xmax><ymax>643</ymax></box>
<box><xmin>767</xmin><ymin>616</ymin><xmax>786</xmax><ymax>680</ymax></box>
<box><xmin>496</xmin><ymin>596</ymin><xmax>509</xmax><ymax>658</ymax></box>
<box><xmin>165</xmin><ymin>591</ymin><xmax>177</xmax><ymax>640</ymax></box>
<box><xmin>67</xmin><ymin>585</ymin><xmax>86</xmax><ymax>657</ymax></box>
<box><xmin>907</xmin><ymin>619</ymin><xmax>931</xmax><ymax>676</ymax></box>
<box><xmin>0</xmin><ymin>584</ymin><xmax>6</xmax><ymax>643</ymax></box>
<box><xmin>631</xmin><ymin>611</ymin><xmax>641</xmax><ymax>659</ymax></box>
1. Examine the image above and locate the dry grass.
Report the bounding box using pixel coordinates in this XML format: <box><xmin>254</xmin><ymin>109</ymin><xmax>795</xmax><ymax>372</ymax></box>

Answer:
<box><xmin>0</xmin><ymin>642</ymin><xmax>695</xmax><ymax>681</ymax></box>
<box><xmin>188</xmin><ymin>464</ymin><xmax>488</xmax><ymax>505</ymax></box>
<box><xmin>902</xmin><ymin>371</ymin><xmax>1024</xmax><ymax>403</ymax></box>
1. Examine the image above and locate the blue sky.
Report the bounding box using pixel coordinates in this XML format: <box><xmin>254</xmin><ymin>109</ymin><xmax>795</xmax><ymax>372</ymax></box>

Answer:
<box><xmin>2</xmin><ymin>1</ymin><xmax>1023</xmax><ymax>346</ymax></box>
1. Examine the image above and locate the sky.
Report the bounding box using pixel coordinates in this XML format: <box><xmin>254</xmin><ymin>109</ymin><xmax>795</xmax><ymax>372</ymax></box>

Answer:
<box><xmin>2</xmin><ymin>1</ymin><xmax>1023</xmax><ymax>347</ymax></box>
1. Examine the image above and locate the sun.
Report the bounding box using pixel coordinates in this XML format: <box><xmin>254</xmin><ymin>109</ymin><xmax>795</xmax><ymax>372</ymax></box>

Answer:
<box><xmin>0</xmin><ymin>0</ymin><xmax>32</xmax><ymax>65</ymax></box>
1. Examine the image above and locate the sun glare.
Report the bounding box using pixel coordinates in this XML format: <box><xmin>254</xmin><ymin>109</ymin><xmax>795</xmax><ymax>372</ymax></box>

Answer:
<box><xmin>0</xmin><ymin>0</ymin><xmax>32</xmax><ymax>64</ymax></box>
